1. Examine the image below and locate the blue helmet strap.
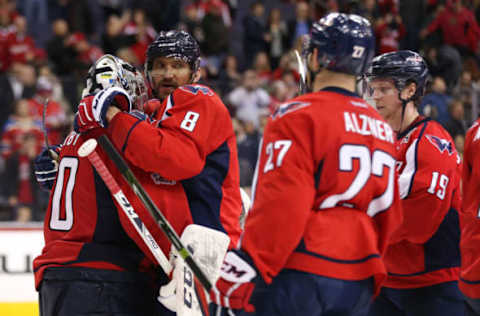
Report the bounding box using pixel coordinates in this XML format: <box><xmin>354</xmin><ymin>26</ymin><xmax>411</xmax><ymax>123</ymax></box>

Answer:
<box><xmin>396</xmin><ymin>82</ymin><xmax>415</xmax><ymax>133</ymax></box>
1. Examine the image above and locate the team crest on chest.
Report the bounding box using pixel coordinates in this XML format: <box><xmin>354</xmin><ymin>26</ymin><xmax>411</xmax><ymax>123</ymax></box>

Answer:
<box><xmin>425</xmin><ymin>134</ymin><xmax>454</xmax><ymax>155</ymax></box>
<box><xmin>151</xmin><ymin>173</ymin><xmax>176</xmax><ymax>185</ymax></box>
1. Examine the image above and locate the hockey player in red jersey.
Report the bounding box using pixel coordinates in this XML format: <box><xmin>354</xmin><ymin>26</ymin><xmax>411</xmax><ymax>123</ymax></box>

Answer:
<box><xmin>209</xmin><ymin>13</ymin><xmax>403</xmax><ymax>316</ymax></box>
<box><xmin>73</xmin><ymin>31</ymin><xmax>243</xmax><ymax>313</ymax></box>
<box><xmin>74</xmin><ymin>30</ymin><xmax>242</xmax><ymax>249</ymax></box>
<box><xmin>32</xmin><ymin>55</ymin><xmax>171</xmax><ymax>316</ymax></box>
<box><xmin>365</xmin><ymin>51</ymin><xmax>464</xmax><ymax>315</ymax></box>
<box><xmin>460</xmin><ymin>119</ymin><xmax>480</xmax><ymax>315</ymax></box>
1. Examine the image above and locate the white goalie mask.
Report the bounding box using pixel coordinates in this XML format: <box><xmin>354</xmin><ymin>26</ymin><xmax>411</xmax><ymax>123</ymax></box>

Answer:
<box><xmin>82</xmin><ymin>54</ymin><xmax>148</xmax><ymax>110</ymax></box>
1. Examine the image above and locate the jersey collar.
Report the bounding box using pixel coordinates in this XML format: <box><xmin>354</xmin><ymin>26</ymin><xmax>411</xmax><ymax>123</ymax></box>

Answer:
<box><xmin>397</xmin><ymin>115</ymin><xmax>431</xmax><ymax>140</ymax></box>
<box><xmin>320</xmin><ymin>86</ymin><xmax>360</xmax><ymax>98</ymax></box>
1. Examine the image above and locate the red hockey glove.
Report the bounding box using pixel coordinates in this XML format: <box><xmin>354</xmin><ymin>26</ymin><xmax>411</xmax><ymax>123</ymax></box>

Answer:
<box><xmin>75</xmin><ymin>87</ymin><xmax>132</xmax><ymax>132</ymax></box>
<box><xmin>143</xmin><ymin>99</ymin><xmax>162</xmax><ymax>117</ymax></box>
<box><xmin>210</xmin><ymin>251</ymin><xmax>258</xmax><ymax>313</ymax></box>
<box><xmin>74</xmin><ymin>98</ymin><xmax>98</xmax><ymax>133</ymax></box>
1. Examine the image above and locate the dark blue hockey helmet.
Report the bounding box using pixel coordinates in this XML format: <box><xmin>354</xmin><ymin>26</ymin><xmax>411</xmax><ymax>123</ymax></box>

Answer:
<box><xmin>304</xmin><ymin>13</ymin><xmax>375</xmax><ymax>76</ymax></box>
<box><xmin>365</xmin><ymin>50</ymin><xmax>429</xmax><ymax>101</ymax></box>
<box><xmin>145</xmin><ymin>30</ymin><xmax>201</xmax><ymax>82</ymax></box>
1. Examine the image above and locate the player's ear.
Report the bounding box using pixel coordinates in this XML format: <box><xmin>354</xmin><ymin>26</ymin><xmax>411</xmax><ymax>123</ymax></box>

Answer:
<box><xmin>191</xmin><ymin>69</ymin><xmax>201</xmax><ymax>83</ymax></box>
<box><xmin>401</xmin><ymin>82</ymin><xmax>417</xmax><ymax>100</ymax></box>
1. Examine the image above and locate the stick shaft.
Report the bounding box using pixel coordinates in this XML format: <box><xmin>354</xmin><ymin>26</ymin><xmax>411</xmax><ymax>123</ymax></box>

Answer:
<box><xmin>85</xmin><ymin>145</ymin><xmax>172</xmax><ymax>274</ymax></box>
<box><xmin>97</xmin><ymin>134</ymin><xmax>212</xmax><ymax>291</ymax></box>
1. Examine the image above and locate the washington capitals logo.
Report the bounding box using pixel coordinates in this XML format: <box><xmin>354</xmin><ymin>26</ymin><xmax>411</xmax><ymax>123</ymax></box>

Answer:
<box><xmin>180</xmin><ymin>85</ymin><xmax>213</xmax><ymax>96</ymax></box>
<box><xmin>272</xmin><ymin>101</ymin><xmax>310</xmax><ymax>119</ymax></box>
<box><xmin>425</xmin><ymin>134</ymin><xmax>454</xmax><ymax>155</ymax></box>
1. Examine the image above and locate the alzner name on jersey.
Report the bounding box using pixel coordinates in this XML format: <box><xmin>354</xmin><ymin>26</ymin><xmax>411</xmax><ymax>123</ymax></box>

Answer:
<box><xmin>344</xmin><ymin>111</ymin><xmax>394</xmax><ymax>143</ymax></box>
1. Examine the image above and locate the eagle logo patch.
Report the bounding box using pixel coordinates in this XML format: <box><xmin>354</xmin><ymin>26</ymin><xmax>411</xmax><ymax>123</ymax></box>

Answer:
<box><xmin>425</xmin><ymin>134</ymin><xmax>454</xmax><ymax>155</ymax></box>
<box><xmin>272</xmin><ymin>101</ymin><xmax>310</xmax><ymax>119</ymax></box>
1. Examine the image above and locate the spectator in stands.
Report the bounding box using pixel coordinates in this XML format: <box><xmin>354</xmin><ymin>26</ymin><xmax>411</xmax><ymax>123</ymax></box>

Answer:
<box><xmin>268</xmin><ymin>79</ymin><xmax>289</xmax><ymax>114</ymax></box>
<box><xmin>234</xmin><ymin>118</ymin><xmax>260</xmax><ymax>188</ymax></box>
<box><xmin>265</xmin><ymin>8</ymin><xmax>288</xmax><ymax>70</ymax></box>
<box><xmin>200</xmin><ymin>0</ymin><xmax>230</xmax><ymax>75</ymax></box>
<box><xmin>253</xmin><ymin>51</ymin><xmax>272</xmax><ymax>86</ymax></box>
<box><xmin>6</xmin><ymin>15</ymin><xmax>35</xmax><ymax>66</ymax></box>
<box><xmin>123</xmin><ymin>8</ymin><xmax>157</xmax><ymax>66</ymax></box>
<box><xmin>102</xmin><ymin>14</ymin><xmax>134</xmax><ymax>56</ymax></box>
<box><xmin>139</xmin><ymin>0</ymin><xmax>180</xmax><ymax>31</ymax></box>
<box><xmin>181</xmin><ymin>4</ymin><xmax>204</xmax><ymax>42</ymax></box>
<box><xmin>0</xmin><ymin>62</ymin><xmax>36</xmax><ymax>130</ymax></box>
<box><xmin>424</xmin><ymin>44</ymin><xmax>463</xmax><ymax>93</ymax></box>
<box><xmin>445</xmin><ymin>99</ymin><xmax>467</xmax><ymax>138</ymax></box>
<box><xmin>46</xmin><ymin>19</ymin><xmax>75</xmax><ymax>76</ymax></box>
<box><xmin>18</xmin><ymin>0</ymin><xmax>49</xmax><ymax>49</ymax></box>
<box><xmin>27</xmin><ymin>76</ymin><xmax>68</xmax><ymax>145</ymax></box>
<box><xmin>270</xmin><ymin>52</ymin><xmax>300</xmax><ymax>84</ymax></box>
<box><xmin>1</xmin><ymin>98</ymin><xmax>42</xmax><ymax>159</ymax></box>
<box><xmin>4</xmin><ymin>132</ymin><xmax>42</xmax><ymax>222</ymax></box>
<box><xmin>420</xmin><ymin>76</ymin><xmax>452</xmax><ymax>126</ymax></box>
<box><xmin>286</xmin><ymin>1</ymin><xmax>312</xmax><ymax>48</ymax></box>
<box><xmin>228</xmin><ymin>69</ymin><xmax>270</xmax><ymax>128</ymax></box>
<box><xmin>399</xmin><ymin>0</ymin><xmax>426</xmax><ymax>51</ymax></box>
<box><xmin>420</xmin><ymin>0</ymin><xmax>480</xmax><ymax>58</ymax></box>
<box><xmin>65</xmin><ymin>32</ymin><xmax>103</xmax><ymax>78</ymax></box>
<box><xmin>217</xmin><ymin>54</ymin><xmax>241</xmax><ymax>97</ymax></box>
<box><xmin>0</xmin><ymin>5</ymin><xmax>15</xmax><ymax>72</ymax></box>
<box><xmin>196</xmin><ymin>0</ymin><xmax>232</xmax><ymax>27</ymax></box>
<box><xmin>375</xmin><ymin>11</ymin><xmax>405</xmax><ymax>54</ymax></box>
<box><xmin>243</xmin><ymin>2</ymin><xmax>267</xmax><ymax>68</ymax></box>
<box><xmin>453</xmin><ymin>69</ymin><xmax>480</xmax><ymax>124</ymax></box>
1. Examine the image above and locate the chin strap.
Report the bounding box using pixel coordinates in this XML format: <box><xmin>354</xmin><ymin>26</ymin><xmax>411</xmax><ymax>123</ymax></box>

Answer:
<box><xmin>397</xmin><ymin>91</ymin><xmax>415</xmax><ymax>134</ymax></box>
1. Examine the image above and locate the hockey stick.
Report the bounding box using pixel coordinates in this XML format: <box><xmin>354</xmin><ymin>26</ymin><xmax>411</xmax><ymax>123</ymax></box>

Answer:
<box><xmin>295</xmin><ymin>50</ymin><xmax>307</xmax><ymax>94</ymax></box>
<box><xmin>42</xmin><ymin>98</ymin><xmax>50</xmax><ymax>148</ymax></box>
<box><xmin>42</xmin><ymin>98</ymin><xmax>59</xmax><ymax>161</ymax></box>
<box><xmin>77</xmin><ymin>138</ymin><xmax>172</xmax><ymax>274</ymax></box>
<box><xmin>90</xmin><ymin>135</ymin><xmax>212</xmax><ymax>292</ymax></box>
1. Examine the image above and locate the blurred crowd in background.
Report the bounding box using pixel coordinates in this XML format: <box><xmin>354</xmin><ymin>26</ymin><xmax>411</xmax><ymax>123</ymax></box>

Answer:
<box><xmin>0</xmin><ymin>0</ymin><xmax>479</xmax><ymax>222</ymax></box>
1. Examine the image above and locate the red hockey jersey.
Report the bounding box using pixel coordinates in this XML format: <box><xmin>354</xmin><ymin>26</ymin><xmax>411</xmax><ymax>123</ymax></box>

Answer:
<box><xmin>33</xmin><ymin>96</ymin><xmax>169</xmax><ymax>289</ymax></box>
<box><xmin>241</xmin><ymin>87</ymin><xmax>403</xmax><ymax>295</ymax></box>
<box><xmin>106</xmin><ymin>84</ymin><xmax>242</xmax><ymax>247</ymax></box>
<box><xmin>460</xmin><ymin>119</ymin><xmax>480</xmax><ymax>298</ymax></box>
<box><xmin>382</xmin><ymin>116</ymin><xmax>462</xmax><ymax>289</ymax></box>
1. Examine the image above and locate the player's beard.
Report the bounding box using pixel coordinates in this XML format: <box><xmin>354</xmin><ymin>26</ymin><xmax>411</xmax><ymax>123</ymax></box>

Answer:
<box><xmin>156</xmin><ymin>81</ymin><xmax>178</xmax><ymax>100</ymax></box>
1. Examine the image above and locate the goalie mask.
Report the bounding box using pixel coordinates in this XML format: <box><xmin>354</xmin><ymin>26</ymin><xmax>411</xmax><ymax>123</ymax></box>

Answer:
<box><xmin>82</xmin><ymin>54</ymin><xmax>148</xmax><ymax>110</ymax></box>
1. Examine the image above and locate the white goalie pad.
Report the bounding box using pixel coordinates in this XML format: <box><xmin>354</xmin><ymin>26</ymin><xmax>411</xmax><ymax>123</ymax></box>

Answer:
<box><xmin>158</xmin><ymin>224</ymin><xmax>230</xmax><ymax>316</ymax></box>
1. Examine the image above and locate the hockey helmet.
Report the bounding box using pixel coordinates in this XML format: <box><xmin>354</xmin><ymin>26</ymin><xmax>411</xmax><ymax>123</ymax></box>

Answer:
<box><xmin>144</xmin><ymin>30</ymin><xmax>200</xmax><ymax>85</ymax></box>
<box><xmin>303</xmin><ymin>12</ymin><xmax>375</xmax><ymax>76</ymax></box>
<box><xmin>365</xmin><ymin>50</ymin><xmax>429</xmax><ymax>101</ymax></box>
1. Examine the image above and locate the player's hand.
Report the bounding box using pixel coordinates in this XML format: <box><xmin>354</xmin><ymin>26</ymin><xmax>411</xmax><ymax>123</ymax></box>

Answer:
<box><xmin>74</xmin><ymin>100</ymin><xmax>98</xmax><ymax>133</ymax></box>
<box><xmin>75</xmin><ymin>87</ymin><xmax>132</xmax><ymax>131</ymax></box>
<box><xmin>34</xmin><ymin>145</ymin><xmax>61</xmax><ymax>191</ymax></box>
<box><xmin>157</xmin><ymin>250</ymin><xmax>178</xmax><ymax>312</ymax></box>
<box><xmin>143</xmin><ymin>99</ymin><xmax>162</xmax><ymax>117</ymax></box>
<box><xmin>210</xmin><ymin>251</ymin><xmax>258</xmax><ymax>314</ymax></box>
